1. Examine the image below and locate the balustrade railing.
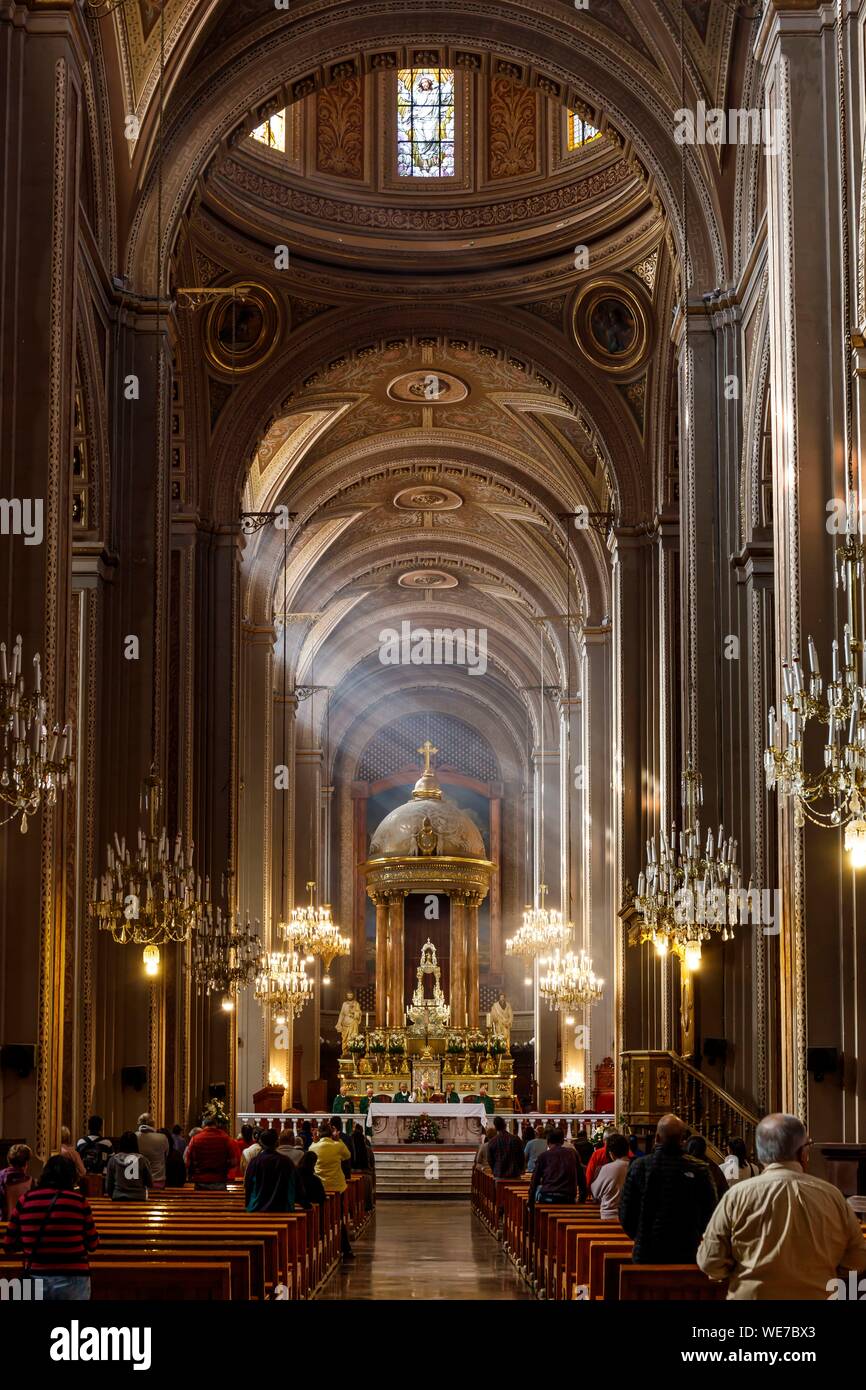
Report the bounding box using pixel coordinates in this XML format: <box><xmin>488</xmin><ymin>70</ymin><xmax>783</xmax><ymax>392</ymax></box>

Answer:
<box><xmin>620</xmin><ymin>1050</ymin><xmax>760</xmax><ymax>1156</ymax></box>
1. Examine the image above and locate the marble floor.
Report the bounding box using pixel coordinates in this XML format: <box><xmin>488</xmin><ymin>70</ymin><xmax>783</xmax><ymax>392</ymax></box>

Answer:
<box><xmin>316</xmin><ymin>1202</ymin><xmax>533</xmax><ymax>1301</ymax></box>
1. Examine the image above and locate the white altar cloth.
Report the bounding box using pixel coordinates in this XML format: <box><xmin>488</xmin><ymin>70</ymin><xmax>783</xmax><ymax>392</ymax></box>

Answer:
<box><xmin>368</xmin><ymin>1102</ymin><xmax>487</xmax><ymax>1123</ymax></box>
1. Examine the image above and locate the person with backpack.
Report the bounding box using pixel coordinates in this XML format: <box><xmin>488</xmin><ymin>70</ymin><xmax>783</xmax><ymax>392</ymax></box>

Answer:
<box><xmin>2</xmin><ymin>1154</ymin><xmax>98</xmax><ymax>1300</ymax></box>
<box><xmin>76</xmin><ymin>1116</ymin><xmax>112</xmax><ymax>1176</ymax></box>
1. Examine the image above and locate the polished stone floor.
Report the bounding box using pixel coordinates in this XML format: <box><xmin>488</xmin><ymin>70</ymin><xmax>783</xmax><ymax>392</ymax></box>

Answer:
<box><xmin>317</xmin><ymin>1202</ymin><xmax>533</xmax><ymax>1300</ymax></box>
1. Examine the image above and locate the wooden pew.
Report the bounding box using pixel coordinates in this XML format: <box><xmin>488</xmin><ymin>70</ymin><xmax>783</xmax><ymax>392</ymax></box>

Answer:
<box><xmin>0</xmin><ymin>1258</ymin><xmax>232</xmax><ymax>1301</ymax></box>
<box><xmin>619</xmin><ymin>1264</ymin><xmax>728</xmax><ymax>1300</ymax></box>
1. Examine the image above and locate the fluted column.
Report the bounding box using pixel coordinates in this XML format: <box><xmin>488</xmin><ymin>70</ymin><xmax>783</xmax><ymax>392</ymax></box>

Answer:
<box><xmin>450</xmin><ymin>893</ymin><xmax>467</xmax><ymax>1029</ymax></box>
<box><xmin>387</xmin><ymin>894</ymin><xmax>405</xmax><ymax>1028</ymax></box>
<box><xmin>466</xmin><ymin>897</ymin><xmax>480</xmax><ymax>1027</ymax></box>
<box><xmin>374</xmin><ymin>896</ymin><xmax>388</xmax><ymax>1027</ymax></box>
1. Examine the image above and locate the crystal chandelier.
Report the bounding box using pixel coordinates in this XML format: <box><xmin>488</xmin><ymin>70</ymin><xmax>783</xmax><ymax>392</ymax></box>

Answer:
<box><xmin>539</xmin><ymin>948</ymin><xmax>604</xmax><ymax>1010</ymax></box>
<box><xmin>0</xmin><ymin>637</ymin><xmax>74</xmax><ymax>832</ymax></box>
<box><xmin>634</xmin><ymin>764</ymin><xmax>741</xmax><ymax>968</ymax></box>
<box><xmin>254</xmin><ymin>948</ymin><xmax>314</xmax><ymax>1019</ymax></box>
<box><xmin>192</xmin><ymin>873</ymin><xmax>262</xmax><ymax>1009</ymax></box>
<box><xmin>90</xmin><ymin>772</ymin><xmax>204</xmax><ymax>971</ymax></box>
<box><xmin>280</xmin><ymin>880</ymin><xmax>349</xmax><ymax>983</ymax></box>
<box><xmin>764</xmin><ymin>519</ymin><xmax>866</xmax><ymax>862</ymax></box>
<box><xmin>505</xmin><ymin>885</ymin><xmax>573</xmax><ymax>958</ymax></box>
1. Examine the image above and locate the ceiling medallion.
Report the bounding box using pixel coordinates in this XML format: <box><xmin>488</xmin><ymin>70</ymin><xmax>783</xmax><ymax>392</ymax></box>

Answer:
<box><xmin>393</xmin><ymin>485</ymin><xmax>464</xmax><ymax>512</ymax></box>
<box><xmin>571</xmin><ymin>278</ymin><xmax>652</xmax><ymax>376</ymax></box>
<box><xmin>398</xmin><ymin>570</ymin><xmax>459</xmax><ymax>590</ymax></box>
<box><xmin>203</xmin><ymin>282</ymin><xmax>285</xmax><ymax>375</ymax></box>
<box><xmin>387</xmin><ymin>369</ymin><xmax>469</xmax><ymax>405</ymax></box>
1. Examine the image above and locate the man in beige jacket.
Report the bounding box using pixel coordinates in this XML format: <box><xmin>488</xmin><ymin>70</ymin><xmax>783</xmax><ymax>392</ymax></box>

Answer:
<box><xmin>697</xmin><ymin>1113</ymin><xmax>866</xmax><ymax>1299</ymax></box>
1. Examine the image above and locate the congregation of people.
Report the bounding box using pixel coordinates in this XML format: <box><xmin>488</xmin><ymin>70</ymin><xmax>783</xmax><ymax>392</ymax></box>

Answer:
<box><xmin>0</xmin><ymin>1106</ymin><xmax>376</xmax><ymax>1298</ymax></box>
<box><xmin>474</xmin><ymin>1111</ymin><xmax>866</xmax><ymax>1300</ymax></box>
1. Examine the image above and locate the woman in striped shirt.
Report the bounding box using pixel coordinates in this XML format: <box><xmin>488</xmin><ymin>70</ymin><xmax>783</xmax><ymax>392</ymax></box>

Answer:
<box><xmin>2</xmin><ymin>1153</ymin><xmax>99</xmax><ymax>1300</ymax></box>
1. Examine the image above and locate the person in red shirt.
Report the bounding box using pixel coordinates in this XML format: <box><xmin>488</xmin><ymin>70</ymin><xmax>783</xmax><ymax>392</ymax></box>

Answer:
<box><xmin>586</xmin><ymin>1132</ymin><xmax>621</xmax><ymax>1190</ymax></box>
<box><xmin>3</xmin><ymin>1153</ymin><xmax>98</xmax><ymax>1300</ymax></box>
<box><xmin>185</xmin><ymin>1113</ymin><xmax>236</xmax><ymax>1190</ymax></box>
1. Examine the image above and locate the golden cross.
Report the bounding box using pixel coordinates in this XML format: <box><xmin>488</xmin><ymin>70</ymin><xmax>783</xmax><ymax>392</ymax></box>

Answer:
<box><xmin>418</xmin><ymin>740</ymin><xmax>438</xmax><ymax>774</ymax></box>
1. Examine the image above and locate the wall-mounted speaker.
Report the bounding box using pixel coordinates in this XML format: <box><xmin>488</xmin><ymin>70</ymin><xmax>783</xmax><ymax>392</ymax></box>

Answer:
<box><xmin>0</xmin><ymin>1044</ymin><xmax>36</xmax><ymax>1077</ymax></box>
<box><xmin>703</xmin><ymin>1037</ymin><xmax>728</xmax><ymax>1065</ymax></box>
<box><xmin>807</xmin><ymin>1047</ymin><xmax>839</xmax><ymax>1082</ymax></box>
<box><xmin>121</xmin><ymin>1065</ymin><xmax>147</xmax><ymax>1091</ymax></box>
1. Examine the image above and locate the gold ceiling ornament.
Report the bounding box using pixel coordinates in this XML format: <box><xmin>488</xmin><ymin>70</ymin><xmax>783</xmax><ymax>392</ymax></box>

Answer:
<box><xmin>192</xmin><ymin>869</ymin><xmax>263</xmax><ymax>1008</ymax></box>
<box><xmin>633</xmin><ymin>763</ymin><xmax>741</xmax><ymax>972</ymax></box>
<box><xmin>765</xmin><ymin>515</ymin><xmax>866</xmax><ymax>862</ymax></box>
<box><xmin>539</xmin><ymin>947</ymin><xmax>604</xmax><ymax>1010</ymax></box>
<box><xmin>0</xmin><ymin>637</ymin><xmax>74</xmax><ymax>833</ymax></box>
<box><xmin>175</xmin><ymin>284</ymin><xmax>259</xmax><ymax>311</ymax></box>
<box><xmin>279</xmin><ymin>880</ymin><xmax>349</xmax><ymax>982</ymax></box>
<box><xmin>254</xmin><ymin>949</ymin><xmax>314</xmax><ymax>1020</ymax></box>
<box><xmin>89</xmin><ymin>771</ymin><xmax>205</xmax><ymax>973</ymax></box>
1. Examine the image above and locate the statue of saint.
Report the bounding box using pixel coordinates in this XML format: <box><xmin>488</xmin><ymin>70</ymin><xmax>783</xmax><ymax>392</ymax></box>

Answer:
<box><xmin>489</xmin><ymin>992</ymin><xmax>513</xmax><ymax>1050</ymax></box>
<box><xmin>337</xmin><ymin>990</ymin><xmax>362</xmax><ymax>1056</ymax></box>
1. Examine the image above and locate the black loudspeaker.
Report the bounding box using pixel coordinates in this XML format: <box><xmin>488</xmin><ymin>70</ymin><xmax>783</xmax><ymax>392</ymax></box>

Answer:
<box><xmin>807</xmin><ymin>1047</ymin><xmax>839</xmax><ymax>1082</ymax></box>
<box><xmin>209</xmin><ymin>1083</ymin><xmax>226</xmax><ymax>1101</ymax></box>
<box><xmin>0</xmin><ymin>1044</ymin><xmax>36</xmax><ymax>1077</ymax></box>
<box><xmin>703</xmin><ymin>1038</ymin><xmax>728</xmax><ymax>1065</ymax></box>
<box><xmin>121</xmin><ymin>1065</ymin><xmax>147</xmax><ymax>1091</ymax></box>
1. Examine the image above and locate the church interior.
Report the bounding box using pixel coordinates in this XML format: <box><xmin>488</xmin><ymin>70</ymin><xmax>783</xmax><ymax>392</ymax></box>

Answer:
<box><xmin>3</xmin><ymin>0</ymin><xmax>866</xmax><ymax>1322</ymax></box>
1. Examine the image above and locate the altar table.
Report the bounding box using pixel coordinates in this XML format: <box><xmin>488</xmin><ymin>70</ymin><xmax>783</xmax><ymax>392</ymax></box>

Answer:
<box><xmin>367</xmin><ymin>1101</ymin><xmax>487</xmax><ymax>1144</ymax></box>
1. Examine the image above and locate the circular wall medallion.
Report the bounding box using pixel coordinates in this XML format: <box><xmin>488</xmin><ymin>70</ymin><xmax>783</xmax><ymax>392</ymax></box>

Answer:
<box><xmin>203</xmin><ymin>283</ymin><xmax>284</xmax><ymax>374</ymax></box>
<box><xmin>398</xmin><ymin>570</ymin><xmax>459</xmax><ymax>589</ymax></box>
<box><xmin>393</xmin><ymin>485</ymin><xmax>464</xmax><ymax>512</ymax></box>
<box><xmin>572</xmin><ymin>279</ymin><xmax>651</xmax><ymax>374</ymax></box>
<box><xmin>387</xmin><ymin>369</ymin><xmax>469</xmax><ymax>404</ymax></box>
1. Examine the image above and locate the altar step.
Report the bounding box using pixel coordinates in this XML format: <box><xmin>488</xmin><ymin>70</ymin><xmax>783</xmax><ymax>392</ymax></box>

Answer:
<box><xmin>373</xmin><ymin>1147</ymin><xmax>477</xmax><ymax>1199</ymax></box>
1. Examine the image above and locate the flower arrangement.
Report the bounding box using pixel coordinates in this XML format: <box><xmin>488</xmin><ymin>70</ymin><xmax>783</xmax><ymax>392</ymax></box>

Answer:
<box><xmin>201</xmin><ymin>1098</ymin><xmax>229</xmax><ymax>1127</ymax></box>
<box><xmin>387</xmin><ymin>1033</ymin><xmax>406</xmax><ymax>1055</ymax></box>
<box><xmin>368</xmin><ymin>1036</ymin><xmax>386</xmax><ymax>1054</ymax></box>
<box><xmin>348</xmin><ymin>1035</ymin><xmax>366</xmax><ymax>1055</ymax></box>
<box><xmin>406</xmin><ymin>1112</ymin><xmax>441</xmax><ymax>1144</ymax></box>
<box><xmin>446</xmin><ymin>1033</ymin><xmax>465</xmax><ymax>1055</ymax></box>
<box><xmin>489</xmin><ymin>1036</ymin><xmax>507</xmax><ymax>1057</ymax></box>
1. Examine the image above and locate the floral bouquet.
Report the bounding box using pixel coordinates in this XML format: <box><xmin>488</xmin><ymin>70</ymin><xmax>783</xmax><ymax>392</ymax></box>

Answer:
<box><xmin>406</xmin><ymin>1113</ymin><xmax>441</xmax><ymax>1144</ymax></box>
<box><xmin>387</xmin><ymin>1033</ymin><xmax>406</xmax><ymax>1055</ymax></box>
<box><xmin>368</xmin><ymin>1036</ymin><xmax>386</xmax><ymax>1054</ymax></box>
<box><xmin>446</xmin><ymin>1033</ymin><xmax>465</xmax><ymax>1055</ymax></box>
<box><xmin>348</xmin><ymin>1035</ymin><xmax>366</xmax><ymax>1056</ymax></box>
<box><xmin>489</xmin><ymin>1036</ymin><xmax>507</xmax><ymax>1057</ymax></box>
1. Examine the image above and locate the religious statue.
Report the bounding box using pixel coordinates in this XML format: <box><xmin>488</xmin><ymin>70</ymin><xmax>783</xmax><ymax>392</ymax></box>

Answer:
<box><xmin>489</xmin><ymin>991</ymin><xmax>513</xmax><ymax>1051</ymax></box>
<box><xmin>337</xmin><ymin>990</ymin><xmax>362</xmax><ymax>1056</ymax></box>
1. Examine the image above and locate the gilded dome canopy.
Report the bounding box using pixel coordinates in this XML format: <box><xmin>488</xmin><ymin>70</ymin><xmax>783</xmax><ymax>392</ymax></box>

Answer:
<box><xmin>368</xmin><ymin>741</ymin><xmax>485</xmax><ymax>860</ymax></box>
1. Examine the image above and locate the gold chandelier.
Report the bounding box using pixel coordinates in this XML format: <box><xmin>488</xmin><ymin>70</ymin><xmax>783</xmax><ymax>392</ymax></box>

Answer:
<box><xmin>192</xmin><ymin>872</ymin><xmax>262</xmax><ymax>1009</ymax></box>
<box><xmin>0</xmin><ymin>637</ymin><xmax>74</xmax><ymax>832</ymax></box>
<box><xmin>254</xmin><ymin>948</ymin><xmax>314</xmax><ymax>1019</ymax></box>
<box><xmin>90</xmin><ymin>772</ymin><xmax>204</xmax><ymax>972</ymax></box>
<box><xmin>634</xmin><ymin>764</ymin><xmax>741</xmax><ymax>969</ymax></box>
<box><xmin>765</xmin><ymin>522</ymin><xmax>866</xmax><ymax>862</ymax></box>
<box><xmin>505</xmin><ymin>884</ymin><xmax>573</xmax><ymax>959</ymax></box>
<box><xmin>280</xmin><ymin>879</ymin><xmax>349</xmax><ymax>982</ymax></box>
<box><xmin>539</xmin><ymin>948</ymin><xmax>604</xmax><ymax>1010</ymax></box>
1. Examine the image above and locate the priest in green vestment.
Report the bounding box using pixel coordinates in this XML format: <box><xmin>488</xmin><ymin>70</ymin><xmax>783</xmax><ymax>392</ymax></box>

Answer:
<box><xmin>332</xmin><ymin>1084</ymin><xmax>355</xmax><ymax>1114</ymax></box>
<box><xmin>392</xmin><ymin>1086</ymin><xmax>410</xmax><ymax>1103</ymax></box>
<box><xmin>478</xmin><ymin>1084</ymin><xmax>495</xmax><ymax>1114</ymax></box>
<box><xmin>445</xmin><ymin>1082</ymin><xmax>461</xmax><ymax>1103</ymax></box>
<box><xmin>358</xmin><ymin>1083</ymin><xmax>376</xmax><ymax>1114</ymax></box>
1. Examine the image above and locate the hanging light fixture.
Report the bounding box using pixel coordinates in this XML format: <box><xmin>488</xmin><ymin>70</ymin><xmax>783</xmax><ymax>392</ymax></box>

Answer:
<box><xmin>632</xmin><ymin>4</ymin><xmax>739</xmax><ymax>967</ymax></box>
<box><xmin>88</xmin><ymin>10</ymin><xmax>206</xmax><ymax>968</ymax></box>
<box><xmin>0</xmin><ymin>639</ymin><xmax>74</xmax><ymax>832</ymax></box>
<box><xmin>193</xmin><ymin>870</ymin><xmax>262</xmax><ymax>1007</ymax></box>
<box><xmin>280</xmin><ymin>880</ymin><xmax>349</xmax><ymax>982</ymax></box>
<box><xmin>254</xmin><ymin>948</ymin><xmax>314</xmax><ymax>1018</ymax></box>
<box><xmin>539</xmin><ymin>948</ymin><xmax>604</xmax><ymax>1010</ymax></box>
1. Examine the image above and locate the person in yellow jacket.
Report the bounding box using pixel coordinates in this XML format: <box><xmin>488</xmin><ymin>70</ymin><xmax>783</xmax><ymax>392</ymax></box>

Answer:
<box><xmin>310</xmin><ymin>1118</ymin><xmax>354</xmax><ymax>1258</ymax></box>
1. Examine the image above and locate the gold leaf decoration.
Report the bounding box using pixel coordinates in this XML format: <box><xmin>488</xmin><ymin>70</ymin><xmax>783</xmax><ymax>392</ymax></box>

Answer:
<box><xmin>488</xmin><ymin>76</ymin><xmax>537</xmax><ymax>180</ymax></box>
<box><xmin>317</xmin><ymin>77</ymin><xmax>364</xmax><ymax>180</ymax></box>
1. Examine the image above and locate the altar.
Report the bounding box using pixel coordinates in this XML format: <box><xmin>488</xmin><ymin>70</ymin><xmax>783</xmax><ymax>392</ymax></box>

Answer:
<box><xmin>366</xmin><ymin>1101</ymin><xmax>487</xmax><ymax>1145</ymax></box>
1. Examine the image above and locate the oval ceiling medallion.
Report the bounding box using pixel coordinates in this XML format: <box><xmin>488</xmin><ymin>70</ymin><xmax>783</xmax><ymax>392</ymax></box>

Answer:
<box><xmin>387</xmin><ymin>369</ymin><xmax>469</xmax><ymax>405</ymax></box>
<box><xmin>398</xmin><ymin>570</ymin><xmax>459</xmax><ymax>589</ymax></box>
<box><xmin>571</xmin><ymin>279</ymin><xmax>652</xmax><ymax>375</ymax></box>
<box><xmin>203</xmin><ymin>282</ymin><xmax>285</xmax><ymax>375</ymax></box>
<box><xmin>393</xmin><ymin>485</ymin><xmax>464</xmax><ymax>512</ymax></box>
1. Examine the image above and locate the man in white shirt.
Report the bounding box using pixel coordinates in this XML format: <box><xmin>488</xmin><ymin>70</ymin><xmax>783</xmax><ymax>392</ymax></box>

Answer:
<box><xmin>591</xmin><ymin>1133</ymin><xmax>630</xmax><ymax>1219</ymax></box>
<box><xmin>698</xmin><ymin>1113</ymin><xmax>866</xmax><ymax>1299</ymax></box>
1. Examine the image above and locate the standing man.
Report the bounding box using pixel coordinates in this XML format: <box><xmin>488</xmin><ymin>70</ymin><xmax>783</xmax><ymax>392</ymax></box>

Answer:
<box><xmin>136</xmin><ymin>1114</ymin><xmax>169</xmax><ymax>1190</ymax></box>
<box><xmin>332</xmin><ymin>1083</ymin><xmax>355</xmax><ymax>1114</ymax></box>
<box><xmin>530</xmin><ymin>1127</ymin><xmax>586</xmax><ymax>1205</ymax></box>
<box><xmin>478</xmin><ymin>1084</ymin><xmax>495</xmax><ymax>1115</ymax></box>
<box><xmin>488</xmin><ymin>1116</ymin><xmax>525</xmax><ymax>1179</ymax></box>
<box><xmin>524</xmin><ymin>1121</ymin><xmax>548</xmax><ymax>1174</ymax></box>
<box><xmin>697</xmin><ymin>1114</ymin><xmax>866</xmax><ymax>1299</ymax></box>
<box><xmin>618</xmin><ymin>1114</ymin><xmax>715</xmax><ymax>1263</ymax></box>
<box><xmin>185</xmin><ymin>1107</ymin><xmax>236</xmax><ymax>1191</ymax></box>
<box><xmin>392</xmin><ymin>1083</ymin><xmax>411</xmax><ymax>1103</ymax></box>
<box><xmin>444</xmin><ymin>1082</ymin><xmax>461</xmax><ymax>1103</ymax></box>
<box><xmin>310</xmin><ymin>1119</ymin><xmax>354</xmax><ymax>1259</ymax></box>
<box><xmin>591</xmin><ymin>1133</ymin><xmax>630</xmax><ymax>1218</ymax></box>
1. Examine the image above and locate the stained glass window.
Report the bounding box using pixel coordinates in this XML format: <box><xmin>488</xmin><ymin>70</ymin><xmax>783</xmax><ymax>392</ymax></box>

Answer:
<box><xmin>568</xmin><ymin>111</ymin><xmax>601</xmax><ymax>151</ymax></box>
<box><xmin>397</xmin><ymin>69</ymin><xmax>455</xmax><ymax>177</ymax></box>
<box><xmin>251</xmin><ymin>110</ymin><xmax>287</xmax><ymax>152</ymax></box>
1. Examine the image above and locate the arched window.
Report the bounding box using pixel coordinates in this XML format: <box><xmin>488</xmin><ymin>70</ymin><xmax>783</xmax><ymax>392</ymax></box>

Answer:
<box><xmin>567</xmin><ymin>111</ymin><xmax>601</xmax><ymax>151</ymax></box>
<box><xmin>397</xmin><ymin>68</ymin><xmax>455</xmax><ymax>176</ymax></box>
<box><xmin>251</xmin><ymin>111</ymin><xmax>286</xmax><ymax>152</ymax></box>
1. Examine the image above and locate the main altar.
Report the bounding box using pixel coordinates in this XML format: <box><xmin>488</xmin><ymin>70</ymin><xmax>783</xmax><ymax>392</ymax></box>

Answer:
<box><xmin>338</xmin><ymin>744</ymin><xmax>515</xmax><ymax>1111</ymax></box>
